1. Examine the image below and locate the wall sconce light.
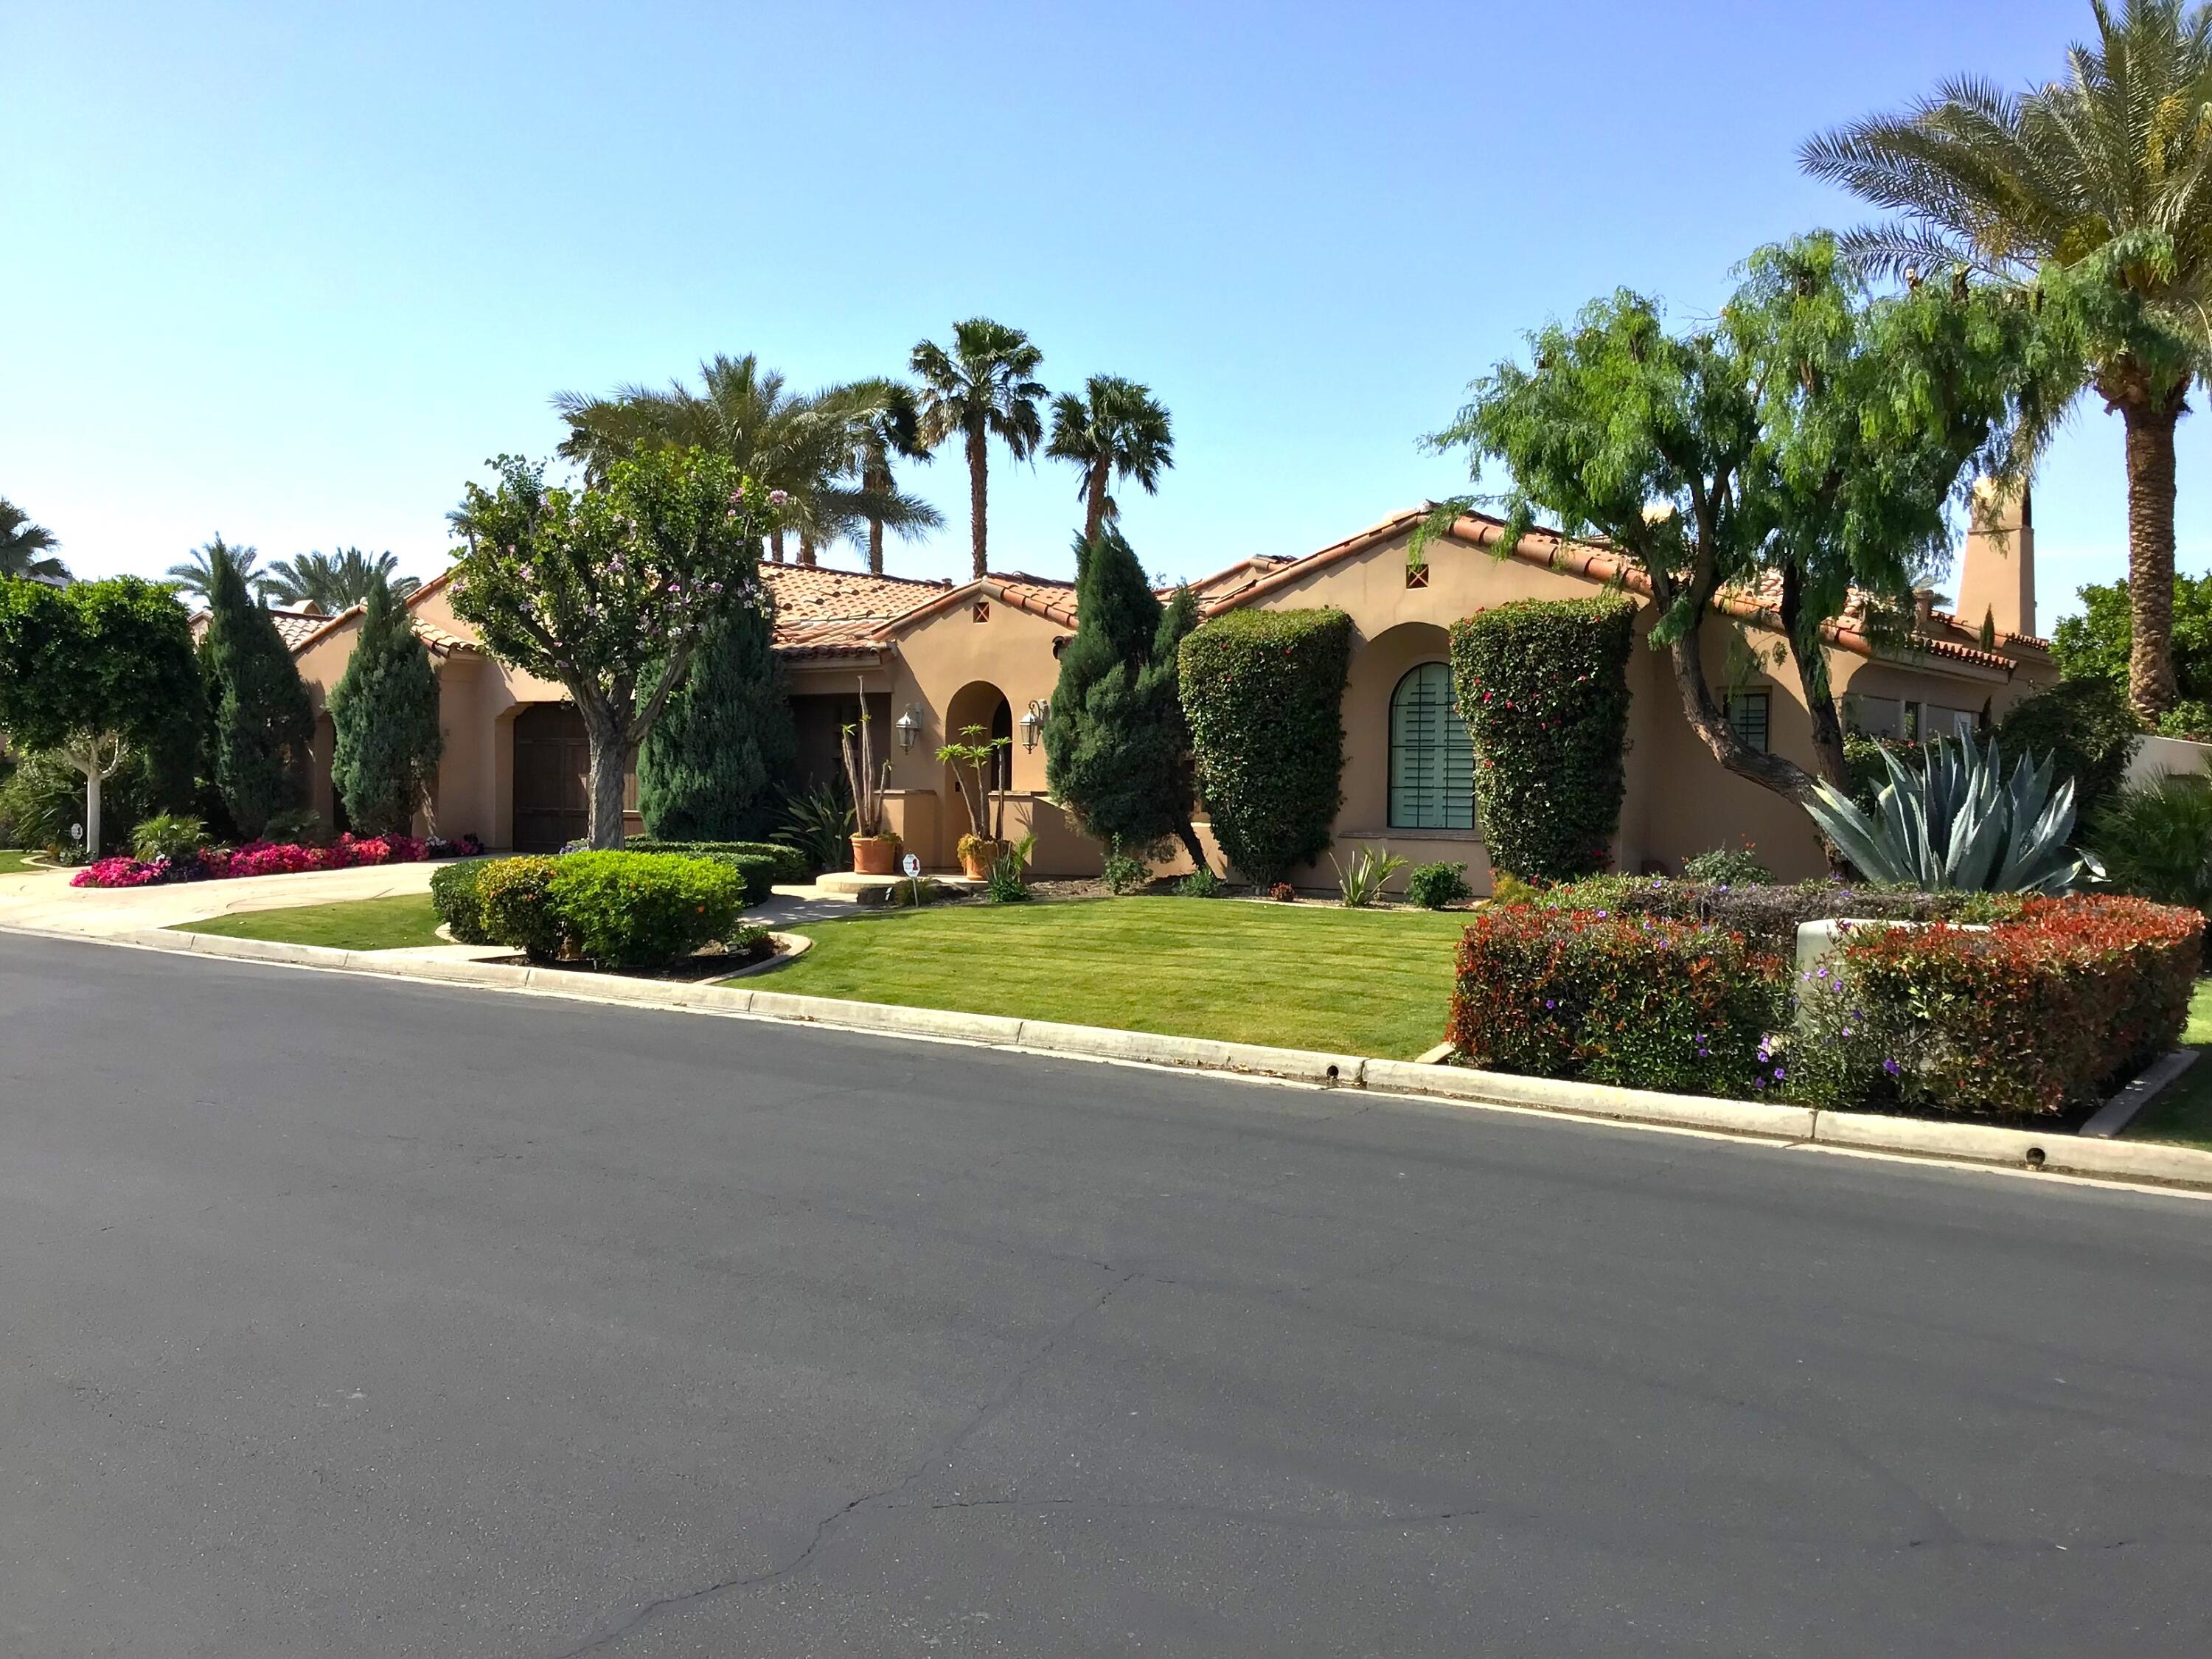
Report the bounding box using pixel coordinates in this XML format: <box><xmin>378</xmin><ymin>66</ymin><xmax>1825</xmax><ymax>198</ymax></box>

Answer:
<box><xmin>1019</xmin><ymin>699</ymin><xmax>1049</xmax><ymax>752</ymax></box>
<box><xmin>894</xmin><ymin>706</ymin><xmax>920</xmax><ymax>753</ymax></box>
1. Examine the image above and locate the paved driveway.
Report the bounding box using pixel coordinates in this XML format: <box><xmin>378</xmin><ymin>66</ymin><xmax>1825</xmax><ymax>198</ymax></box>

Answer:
<box><xmin>2</xmin><ymin>931</ymin><xmax>2208</xmax><ymax>1657</ymax></box>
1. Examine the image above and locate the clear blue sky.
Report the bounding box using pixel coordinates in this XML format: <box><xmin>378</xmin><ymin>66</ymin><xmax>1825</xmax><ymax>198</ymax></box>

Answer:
<box><xmin>4</xmin><ymin>0</ymin><xmax>2202</xmax><ymax>633</ymax></box>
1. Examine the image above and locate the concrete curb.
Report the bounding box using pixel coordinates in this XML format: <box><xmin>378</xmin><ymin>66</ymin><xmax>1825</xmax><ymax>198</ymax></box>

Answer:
<box><xmin>37</xmin><ymin>922</ymin><xmax>2212</xmax><ymax>1196</ymax></box>
<box><xmin>2080</xmin><ymin>1048</ymin><xmax>2199</xmax><ymax>1138</ymax></box>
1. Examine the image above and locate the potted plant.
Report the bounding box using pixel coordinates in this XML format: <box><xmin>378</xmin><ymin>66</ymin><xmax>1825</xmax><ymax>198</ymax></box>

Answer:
<box><xmin>841</xmin><ymin>682</ymin><xmax>900</xmax><ymax>875</ymax></box>
<box><xmin>939</xmin><ymin>723</ymin><xmax>1011</xmax><ymax>879</ymax></box>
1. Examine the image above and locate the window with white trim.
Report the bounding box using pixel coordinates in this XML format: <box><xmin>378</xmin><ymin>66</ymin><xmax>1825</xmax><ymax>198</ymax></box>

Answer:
<box><xmin>1388</xmin><ymin>663</ymin><xmax>1475</xmax><ymax>830</ymax></box>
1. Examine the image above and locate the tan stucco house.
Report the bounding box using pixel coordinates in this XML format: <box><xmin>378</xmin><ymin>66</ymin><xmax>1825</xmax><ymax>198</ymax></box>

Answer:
<box><xmin>285</xmin><ymin>493</ymin><xmax>2055</xmax><ymax>888</ymax></box>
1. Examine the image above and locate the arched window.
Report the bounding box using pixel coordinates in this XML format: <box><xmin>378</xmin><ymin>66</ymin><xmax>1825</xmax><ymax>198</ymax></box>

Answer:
<box><xmin>1389</xmin><ymin>662</ymin><xmax>1474</xmax><ymax>830</ymax></box>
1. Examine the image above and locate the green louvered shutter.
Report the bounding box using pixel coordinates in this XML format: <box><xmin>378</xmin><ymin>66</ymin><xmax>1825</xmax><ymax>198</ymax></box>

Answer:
<box><xmin>1390</xmin><ymin>663</ymin><xmax>1474</xmax><ymax>830</ymax></box>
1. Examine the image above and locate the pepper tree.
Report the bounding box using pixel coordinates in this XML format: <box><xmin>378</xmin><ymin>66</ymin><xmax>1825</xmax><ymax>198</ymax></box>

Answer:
<box><xmin>1426</xmin><ymin>234</ymin><xmax>2062</xmax><ymax>803</ymax></box>
<box><xmin>447</xmin><ymin>448</ymin><xmax>773</xmax><ymax>847</ymax></box>
<box><xmin>0</xmin><ymin>577</ymin><xmax>199</xmax><ymax>855</ymax></box>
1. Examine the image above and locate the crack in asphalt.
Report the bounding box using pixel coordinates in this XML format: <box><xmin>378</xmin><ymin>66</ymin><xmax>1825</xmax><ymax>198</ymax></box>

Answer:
<box><xmin>538</xmin><ymin>1267</ymin><xmax>1141</xmax><ymax>1658</ymax></box>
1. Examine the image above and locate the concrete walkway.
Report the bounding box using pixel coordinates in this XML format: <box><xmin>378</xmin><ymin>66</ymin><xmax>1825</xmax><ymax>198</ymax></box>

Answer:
<box><xmin>0</xmin><ymin>858</ymin><xmax>448</xmax><ymax>938</ymax></box>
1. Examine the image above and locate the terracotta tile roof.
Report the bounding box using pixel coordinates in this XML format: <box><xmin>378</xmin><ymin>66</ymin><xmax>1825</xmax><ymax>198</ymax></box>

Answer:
<box><xmin>761</xmin><ymin>563</ymin><xmax>952</xmax><ymax>625</ymax></box>
<box><xmin>192</xmin><ymin>605</ymin><xmax>338</xmax><ymax>650</ymax></box>
<box><xmin>1180</xmin><ymin>554</ymin><xmax>1294</xmax><ymax>601</ymax></box>
<box><xmin>1206</xmin><ymin>507</ymin><xmax>2042</xmax><ymax>679</ymax></box>
<box><xmin>286</xmin><ymin>602</ymin><xmax>482</xmax><ymax>660</ymax></box>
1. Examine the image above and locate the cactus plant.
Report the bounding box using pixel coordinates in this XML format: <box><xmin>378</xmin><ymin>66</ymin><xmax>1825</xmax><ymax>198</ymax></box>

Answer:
<box><xmin>1801</xmin><ymin>737</ymin><xmax>2104</xmax><ymax>894</ymax></box>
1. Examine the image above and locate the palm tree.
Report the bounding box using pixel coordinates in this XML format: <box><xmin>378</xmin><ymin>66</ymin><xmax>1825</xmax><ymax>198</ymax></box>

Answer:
<box><xmin>911</xmin><ymin>320</ymin><xmax>1048</xmax><ymax>580</ymax></box>
<box><xmin>812</xmin><ymin>378</ymin><xmax>941</xmax><ymax>574</ymax></box>
<box><xmin>554</xmin><ymin>355</ymin><xmax>935</xmax><ymax>567</ymax></box>
<box><xmin>1801</xmin><ymin>0</ymin><xmax>2212</xmax><ymax>717</ymax></box>
<box><xmin>167</xmin><ymin>535</ymin><xmax>269</xmax><ymax>606</ymax></box>
<box><xmin>0</xmin><ymin>498</ymin><xmax>66</xmax><ymax>582</ymax></box>
<box><xmin>1046</xmin><ymin>375</ymin><xmax>1175</xmax><ymax>546</ymax></box>
<box><xmin>262</xmin><ymin>548</ymin><xmax>420</xmax><ymax>613</ymax></box>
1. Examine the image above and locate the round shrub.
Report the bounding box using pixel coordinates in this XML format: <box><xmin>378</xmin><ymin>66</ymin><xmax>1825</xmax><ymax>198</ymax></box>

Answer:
<box><xmin>544</xmin><ymin>851</ymin><xmax>747</xmax><ymax>970</ymax></box>
<box><xmin>1995</xmin><ymin>678</ymin><xmax>2140</xmax><ymax>824</ymax></box>
<box><xmin>1178</xmin><ymin>608</ymin><xmax>1354</xmax><ymax>885</ymax></box>
<box><xmin>475</xmin><ymin>856</ymin><xmax>563</xmax><ymax>961</ymax></box>
<box><xmin>1405</xmin><ymin>860</ymin><xmax>1471</xmax><ymax>909</ymax></box>
<box><xmin>131</xmin><ymin>813</ymin><xmax>209</xmax><ymax>863</ymax></box>
<box><xmin>1680</xmin><ymin>844</ymin><xmax>1775</xmax><ymax>886</ymax></box>
<box><xmin>429</xmin><ymin>860</ymin><xmax>493</xmax><ymax>945</ymax></box>
<box><xmin>1449</xmin><ymin>596</ymin><xmax>1635</xmax><ymax>882</ymax></box>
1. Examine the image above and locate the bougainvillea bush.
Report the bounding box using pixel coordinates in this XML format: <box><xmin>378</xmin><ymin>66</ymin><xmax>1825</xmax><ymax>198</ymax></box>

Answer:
<box><xmin>1449</xmin><ymin>596</ymin><xmax>1635</xmax><ymax>882</ymax></box>
<box><xmin>71</xmin><ymin>832</ymin><xmax>482</xmax><ymax>888</ymax></box>
<box><xmin>1784</xmin><ymin>897</ymin><xmax>2201</xmax><ymax>1118</ymax></box>
<box><xmin>1448</xmin><ymin>904</ymin><xmax>1787</xmax><ymax>1096</ymax></box>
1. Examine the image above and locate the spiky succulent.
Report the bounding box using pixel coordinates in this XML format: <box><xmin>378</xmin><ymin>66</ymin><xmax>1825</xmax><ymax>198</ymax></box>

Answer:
<box><xmin>1802</xmin><ymin>737</ymin><xmax>2104</xmax><ymax>894</ymax></box>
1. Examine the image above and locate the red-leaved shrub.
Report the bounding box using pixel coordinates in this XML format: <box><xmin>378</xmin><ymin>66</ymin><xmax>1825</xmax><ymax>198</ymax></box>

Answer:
<box><xmin>1448</xmin><ymin>905</ymin><xmax>1787</xmax><ymax>1096</ymax></box>
<box><xmin>1792</xmin><ymin>895</ymin><xmax>2202</xmax><ymax>1116</ymax></box>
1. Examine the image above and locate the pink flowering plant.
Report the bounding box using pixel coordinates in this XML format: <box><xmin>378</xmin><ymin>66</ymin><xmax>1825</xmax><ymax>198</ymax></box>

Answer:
<box><xmin>72</xmin><ymin>831</ymin><xmax>481</xmax><ymax>888</ymax></box>
<box><xmin>446</xmin><ymin>448</ymin><xmax>773</xmax><ymax>849</ymax></box>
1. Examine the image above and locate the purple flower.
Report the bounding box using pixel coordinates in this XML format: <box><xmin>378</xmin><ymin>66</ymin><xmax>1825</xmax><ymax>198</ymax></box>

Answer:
<box><xmin>1882</xmin><ymin>1058</ymin><xmax>1902</xmax><ymax>1077</ymax></box>
<box><xmin>768</xmin><ymin>488</ymin><xmax>790</xmax><ymax>507</ymax></box>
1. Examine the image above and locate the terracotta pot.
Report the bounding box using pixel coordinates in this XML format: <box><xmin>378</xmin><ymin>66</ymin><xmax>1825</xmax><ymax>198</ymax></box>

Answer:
<box><xmin>958</xmin><ymin>839</ymin><xmax>1006</xmax><ymax>880</ymax></box>
<box><xmin>851</xmin><ymin>835</ymin><xmax>901</xmax><ymax>876</ymax></box>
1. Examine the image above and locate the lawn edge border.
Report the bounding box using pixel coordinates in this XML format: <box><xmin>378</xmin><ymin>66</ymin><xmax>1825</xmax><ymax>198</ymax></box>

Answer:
<box><xmin>35</xmin><ymin>922</ymin><xmax>2212</xmax><ymax>1196</ymax></box>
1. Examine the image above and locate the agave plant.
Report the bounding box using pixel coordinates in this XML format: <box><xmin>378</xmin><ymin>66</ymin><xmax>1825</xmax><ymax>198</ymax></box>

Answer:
<box><xmin>1801</xmin><ymin>737</ymin><xmax>2104</xmax><ymax>894</ymax></box>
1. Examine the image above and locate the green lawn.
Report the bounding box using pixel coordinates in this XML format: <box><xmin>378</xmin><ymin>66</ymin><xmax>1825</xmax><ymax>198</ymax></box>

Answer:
<box><xmin>0</xmin><ymin>849</ymin><xmax>45</xmax><ymax>874</ymax></box>
<box><xmin>2124</xmin><ymin>978</ymin><xmax>2212</xmax><ymax>1150</ymax></box>
<box><xmin>175</xmin><ymin>893</ymin><xmax>447</xmax><ymax>952</ymax></box>
<box><xmin>756</xmin><ymin>897</ymin><xmax>1470</xmax><ymax>1058</ymax></box>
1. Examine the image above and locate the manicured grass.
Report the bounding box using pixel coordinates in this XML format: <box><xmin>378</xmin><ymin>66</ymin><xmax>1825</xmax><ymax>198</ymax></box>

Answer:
<box><xmin>175</xmin><ymin>893</ymin><xmax>447</xmax><ymax>952</ymax></box>
<box><xmin>0</xmin><ymin>849</ymin><xmax>45</xmax><ymax>874</ymax></box>
<box><xmin>754</xmin><ymin>897</ymin><xmax>1472</xmax><ymax>1058</ymax></box>
<box><xmin>2124</xmin><ymin>978</ymin><xmax>2212</xmax><ymax>1150</ymax></box>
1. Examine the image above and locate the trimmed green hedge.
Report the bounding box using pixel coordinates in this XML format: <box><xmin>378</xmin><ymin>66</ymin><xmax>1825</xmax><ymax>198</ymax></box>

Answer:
<box><xmin>1178</xmin><ymin>608</ymin><xmax>1354</xmax><ymax>885</ymax></box>
<box><xmin>429</xmin><ymin>859</ymin><xmax>493</xmax><ymax>944</ymax></box>
<box><xmin>434</xmin><ymin>851</ymin><xmax>749</xmax><ymax>967</ymax></box>
<box><xmin>622</xmin><ymin>838</ymin><xmax>807</xmax><ymax>902</ymax></box>
<box><xmin>1449</xmin><ymin>597</ymin><xmax>1635</xmax><ymax>882</ymax></box>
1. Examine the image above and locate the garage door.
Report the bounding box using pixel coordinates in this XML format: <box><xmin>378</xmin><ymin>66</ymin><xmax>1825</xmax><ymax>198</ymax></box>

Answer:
<box><xmin>512</xmin><ymin>706</ymin><xmax>639</xmax><ymax>851</ymax></box>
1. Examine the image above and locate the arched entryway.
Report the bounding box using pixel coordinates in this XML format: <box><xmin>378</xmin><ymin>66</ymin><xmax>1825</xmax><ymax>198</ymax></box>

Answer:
<box><xmin>940</xmin><ymin>681</ymin><xmax>1013</xmax><ymax>856</ymax></box>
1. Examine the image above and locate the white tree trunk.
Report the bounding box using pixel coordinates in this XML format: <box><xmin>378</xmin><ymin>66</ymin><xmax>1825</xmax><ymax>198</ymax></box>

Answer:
<box><xmin>84</xmin><ymin>767</ymin><xmax>102</xmax><ymax>859</ymax></box>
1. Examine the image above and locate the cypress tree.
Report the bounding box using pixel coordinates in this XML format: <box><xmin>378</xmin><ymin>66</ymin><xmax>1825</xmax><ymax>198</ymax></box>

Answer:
<box><xmin>637</xmin><ymin>599</ymin><xmax>798</xmax><ymax>841</ymax></box>
<box><xmin>203</xmin><ymin>542</ymin><xmax>313</xmax><ymax>837</ymax></box>
<box><xmin>330</xmin><ymin>579</ymin><xmax>445</xmax><ymax>835</ymax></box>
<box><xmin>1043</xmin><ymin>528</ymin><xmax>1207</xmax><ymax>869</ymax></box>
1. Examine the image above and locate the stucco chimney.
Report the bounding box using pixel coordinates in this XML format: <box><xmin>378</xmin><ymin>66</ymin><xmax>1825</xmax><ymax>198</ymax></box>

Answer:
<box><xmin>1956</xmin><ymin>476</ymin><xmax>2036</xmax><ymax>641</ymax></box>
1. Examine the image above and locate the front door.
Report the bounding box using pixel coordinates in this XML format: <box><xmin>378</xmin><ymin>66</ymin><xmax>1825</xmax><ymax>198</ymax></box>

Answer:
<box><xmin>512</xmin><ymin>705</ymin><xmax>591</xmax><ymax>852</ymax></box>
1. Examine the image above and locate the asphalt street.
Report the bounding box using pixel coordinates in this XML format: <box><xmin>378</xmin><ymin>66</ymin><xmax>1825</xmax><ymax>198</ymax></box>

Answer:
<box><xmin>1</xmin><ymin>931</ymin><xmax>2208</xmax><ymax>1657</ymax></box>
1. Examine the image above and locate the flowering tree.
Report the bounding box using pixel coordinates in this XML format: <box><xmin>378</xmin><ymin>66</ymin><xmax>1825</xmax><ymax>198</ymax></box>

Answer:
<box><xmin>447</xmin><ymin>448</ymin><xmax>774</xmax><ymax>847</ymax></box>
<box><xmin>0</xmin><ymin>577</ymin><xmax>198</xmax><ymax>854</ymax></box>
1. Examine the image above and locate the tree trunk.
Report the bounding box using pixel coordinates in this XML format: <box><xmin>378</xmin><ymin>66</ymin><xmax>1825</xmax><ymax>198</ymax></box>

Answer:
<box><xmin>2122</xmin><ymin>393</ymin><xmax>2185</xmax><ymax>720</ymax></box>
<box><xmin>967</xmin><ymin>425</ymin><xmax>989</xmax><ymax>581</ymax></box>
<box><xmin>1084</xmin><ymin>462</ymin><xmax>1110</xmax><ymax>545</ymax></box>
<box><xmin>798</xmin><ymin>530</ymin><xmax>816</xmax><ymax>568</ymax></box>
<box><xmin>577</xmin><ymin>697</ymin><xmax>629</xmax><ymax>849</ymax></box>
<box><xmin>1174</xmin><ymin>818</ymin><xmax>1208</xmax><ymax>875</ymax></box>
<box><xmin>83</xmin><ymin>765</ymin><xmax>102</xmax><ymax>859</ymax></box>
<box><xmin>1775</xmin><ymin>563</ymin><xmax>1848</xmax><ymax>790</ymax></box>
<box><xmin>864</xmin><ymin>459</ymin><xmax>888</xmax><ymax>575</ymax></box>
<box><xmin>1663</xmin><ymin>629</ymin><xmax>1820</xmax><ymax>803</ymax></box>
<box><xmin>768</xmin><ymin>526</ymin><xmax>787</xmax><ymax>565</ymax></box>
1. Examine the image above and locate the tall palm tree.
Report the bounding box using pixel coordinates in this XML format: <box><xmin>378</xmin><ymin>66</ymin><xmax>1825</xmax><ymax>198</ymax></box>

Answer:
<box><xmin>812</xmin><ymin>378</ymin><xmax>941</xmax><ymax>574</ymax></box>
<box><xmin>262</xmin><ymin>548</ymin><xmax>420</xmax><ymax>613</ymax></box>
<box><xmin>1046</xmin><ymin>375</ymin><xmax>1175</xmax><ymax>546</ymax></box>
<box><xmin>911</xmin><ymin>319</ymin><xmax>1048</xmax><ymax>580</ymax></box>
<box><xmin>554</xmin><ymin>355</ymin><xmax>935</xmax><ymax>567</ymax></box>
<box><xmin>0</xmin><ymin>498</ymin><xmax>67</xmax><ymax>582</ymax></box>
<box><xmin>1801</xmin><ymin>0</ymin><xmax>2212</xmax><ymax>717</ymax></box>
<box><xmin>167</xmin><ymin>535</ymin><xmax>270</xmax><ymax>606</ymax></box>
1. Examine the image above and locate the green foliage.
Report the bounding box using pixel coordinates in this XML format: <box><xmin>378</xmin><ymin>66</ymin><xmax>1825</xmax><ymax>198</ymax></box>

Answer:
<box><xmin>0</xmin><ymin>497</ymin><xmax>66</xmax><ymax>582</ymax></box>
<box><xmin>1843</xmin><ymin>732</ymin><xmax>1925</xmax><ymax>810</ymax></box>
<box><xmin>1332</xmin><ymin>846</ymin><xmax>1408</xmax><ymax>908</ymax></box>
<box><xmin>1043</xmin><ymin>527</ymin><xmax>1198</xmax><ymax>859</ymax></box>
<box><xmin>2053</xmin><ymin>571</ymin><xmax>2212</xmax><ymax>703</ymax></box>
<box><xmin>329</xmin><ymin>579</ymin><xmax>444</xmax><ymax>835</ymax></box>
<box><xmin>1102</xmin><ymin>844</ymin><xmax>1150</xmax><ymax>894</ymax></box>
<box><xmin>984</xmin><ymin>849</ymin><xmax>1032</xmax><ymax>904</ymax></box>
<box><xmin>1178</xmin><ymin>608</ymin><xmax>1353</xmax><ymax>885</ymax></box>
<box><xmin>1680</xmin><ymin>844</ymin><xmax>1776</xmax><ymax>886</ymax></box>
<box><xmin>0</xmin><ymin>576</ymin><xmax>199</xmax><ymax>758</ymax></box>
<box><xmin>260</xmin><ymin>807</ymin><xmax>328</xmax><ymax>846</ymax></box>
<box><xmin>475</xmin><ymin>855</ymin><xmax>563</xmax><ymax>959</ymax></box>
<box><xmin>2089</xmin><ymin>774</ymin><xmax>2212</xmax><ymax>911</ymax></box>
<box><xmin>263</xmin><ymin>549</ymin><xmax>418</xmax><ymax>611</ymax></box>
<box><xmin>1173</xmin><ymin>867</ymin><xmax>1225</xmax><ymax>898</ymax></box>
<box><xmin>131</xmin><ymin>814</ymin><xmax>208</xmax><ymax>862</ymax></box>
<box><xmin>911</xmin><ymin>319</ymin><xmax>1048</xmax><ymax>578</ymax></box>
<box><xmin>201</xmin><ymin>545</ymin><xmax>313</xmax><ymax>838</ymax></box>
<box><xmin>776</xmin><ymin>781</ymin><xmax>853</xmax><ymax>875</ymax></box>
<box><xmin>544</xmin><ymin>851</ymin><xmax>748</xmax><ymax>969</ymax></box>
<box><xmin>1448</xmin><ymin>905</ymin><xmax>1786</xmax><ymax>1096</ymax></box>
<box><xmin>1804</xmin><ymin>737</ymin><xmax>2098</xmax><ymax>893</ymax></box>
<box><xmin>1046</xmin><ymin>375</ymin><xmax>1175</xmax><ymax>542</ymax></box>
<box><xmin>1405</xmin><ymin>860</ymin><xmax>1472</xmax><ymax>909</ymax></box>
<box><xmin>447</xmin><ymin>448</ymin><xmax>772</xmax><ymax>846</ymax></box>
<box><xmin>638</xmin><ymin>602</ymin><xmax>796</xmax><ymax>842</ymax></box>
<box><xmin>1426</xmin><ymin>234</ymin><xmax>2059</xmax><ymax>801</ymax></box>
<box><xmin>622</xmin><ymin>838</ymin><xmax>804</xmax><ymax>903</ymax></box>
<box><xmin>1538</xmin><ymin>872</ymin><xmax>2024</xmax><ymax>955</ymax></box>
<box><xmin>1450</xmin><ymin>597</ymin><xmax>1635</xmax><ymax>880</ymax></box>
<box><xmin>2158</xmin><ymin>699</ymin><xmax>2212</xmax><ymax>739</ymax></box>
<box><xmin>1994</xmin><ymin>678</ymin><xmax>2141</xmax><ymax>824</ymax></box>
<box><xmin>0</xmin><ymin>748</ymin><xmax>169</xmax><ymax>854</ymax></box>
<box><xmin>1784</xmin><ymin>897</ymin><xmax>2201</xmax><ymax>1116</ymax></box>
<box><xmin>430</xmin><ymin>860</ymin><xmax>494</xmax><ymax>945</ymax></box>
